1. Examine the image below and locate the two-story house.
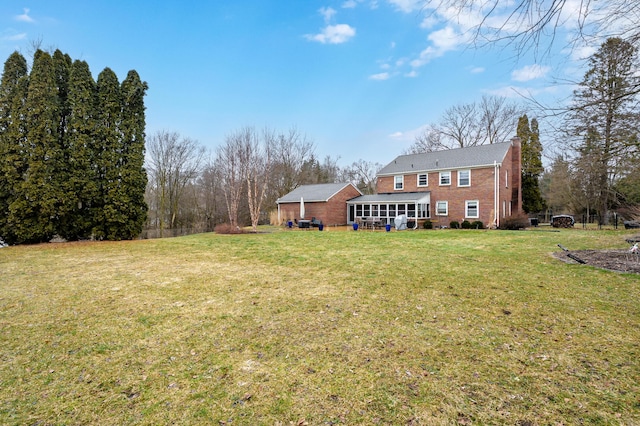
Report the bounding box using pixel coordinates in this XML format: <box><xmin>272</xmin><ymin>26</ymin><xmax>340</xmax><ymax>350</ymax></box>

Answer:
<box><xmin>347</xmin><ymin>138</ymin><xmax>522</xmax><ymax>228</ymax></box>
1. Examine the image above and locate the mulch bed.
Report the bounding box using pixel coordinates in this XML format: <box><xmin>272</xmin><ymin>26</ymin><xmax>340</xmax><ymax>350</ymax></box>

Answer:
<box><xmin>553</xmin><ymin>249</ymin><xmax>640</xmax><ymax>274</ymax></box>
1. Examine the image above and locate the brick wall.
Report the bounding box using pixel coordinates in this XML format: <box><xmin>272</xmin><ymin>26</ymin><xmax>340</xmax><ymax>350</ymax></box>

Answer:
<box><xmin>279</xmin><ymin>185</ymin><xmax>361</xmax><ymax>226</ymax></box>
<box><xmin>376</xmin><ymin>140</ymin><xmax>522</xmax><ymax>227</ymax></box>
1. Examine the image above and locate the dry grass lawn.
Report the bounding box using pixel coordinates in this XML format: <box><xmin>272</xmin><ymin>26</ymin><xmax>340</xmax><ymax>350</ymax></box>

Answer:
<box><xmin>1</xmin><ymin>227</ymin><xmax>639</xmax><ymax>425</ymax></box>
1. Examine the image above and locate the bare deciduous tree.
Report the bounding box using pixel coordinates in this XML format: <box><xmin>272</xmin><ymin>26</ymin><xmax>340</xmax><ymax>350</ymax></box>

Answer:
<box><xmin>269</xmin><ymin>127</ymin><xmax>316</xmax><ymax>204</ymax></box>
<box><xmin>146</xmin><ymin>130</ymin><xmax>205</xmax><ymax>236</ymax></box>
<box><xmin>344</xmin><ymin>159</ymin><xmax>382</xmax><ymax>195</ymax></box>
<box><xmin>215</xmin><ymin>130</ymin><xmax>246</xmax><ymax>228</ymax></box>
<box><xmin>406</xmin><ymin>124</ymin><xmax>448</xmax><ymax>154</ymax></box>
<box><xmin>243</xmin><ymin>127</ymin><xmax>274</xmax><ymax>232</ymax></box>
<box><xmin>481</xmin><ymin>95</ymin><xmax>522</xmax><ymax>144</ymax></box>
<box><xmin>423</xmin><ymin>0</ymin><xmax>640</xmax><ymax>58</ymax></box>
<box><xmin>410</xmin><ymin>95</ymin><xmax>521</xmax><ymax>152</ymax></box>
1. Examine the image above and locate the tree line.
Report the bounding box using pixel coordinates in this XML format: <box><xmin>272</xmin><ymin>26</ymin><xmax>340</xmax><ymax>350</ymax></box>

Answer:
<box><xmin>144</xmin><ymin>127</ymin><xmax>383</xmax><ymax>235</ymax></box>
<box><xmin>542</xmin><ymin>38</ymin><xmax>640</xmax><ymax>223</ymax></box>
<box><xmin>0</xmin><ymin>50</ymin><xmax>147</xmax><ymax>244</ymax></box>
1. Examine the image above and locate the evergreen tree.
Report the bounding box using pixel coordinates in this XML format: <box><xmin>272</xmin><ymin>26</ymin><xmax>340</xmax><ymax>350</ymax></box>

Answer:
<box><xmin>59</xmin><ymin>60</ymin><xmax>98</xmax><ymax>240</ymax></box>
<box><xmin>8</xmin><ymin>50</ymin><xmax>63</xmax><ymax>243</ymax></box>
<box><xmin>119</xmin><ymin>70</ymin><xmax>148</xmax><ymax>239</ymax></box>
<box><xmin>518</xmin><ymin>114</ymin><xmax>545</xmax><ymax>213</ymax></box>
<box><xmin>567</xmin><ymin>37</ymin><xmax>640</xmax><ymax>222</ymax></box>
<box><xmin>0</xmin><ymin>49</ymin><xmax>148</xmax><ymax>244</ymax></box>
<box><xmin>94</xmin><ymin>67</ymin><xmax>123</xmax><ymax>240</ymax></box>
<box><xmin>0</xmin><ymin>52</ymin><xmax>28</xmax><ymax>244</ymax></box>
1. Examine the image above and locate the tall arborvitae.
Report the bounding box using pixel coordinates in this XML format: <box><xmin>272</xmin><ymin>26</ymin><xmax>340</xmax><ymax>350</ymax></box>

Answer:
<box><xmin>518</xmin><ymin>114</ymin><xmax>545</xmax><ymax>213</ymax></box>
<box><xmin>0</xmin><ymin>52</ymin><xmax>28</xmax><ymax>244</ymax></box>
<box><xmin>119</xmin><ymin>70</ymin><xmax>149</xmax><ymax>239</ymax></box>
<box><xmin>94</xmin><ymin>67</ymin><xmax>123</xmax><ymax>240</ymax></box>
<box><xmin>0</xmin><ymin>50</ymin><xmax>147</xmax><ymax>244</ymax></box>
<box><xmin>8</xmin><ymin>50</ymin><xmax>63</xmax><ymax>243</ymax></box>
<box><xmin>60</xmin><ymin>60</ymin><xmax>97</xmax><ymax>240</ymax></box>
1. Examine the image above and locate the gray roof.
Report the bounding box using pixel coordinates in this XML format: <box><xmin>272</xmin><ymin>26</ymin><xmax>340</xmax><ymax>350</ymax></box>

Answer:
<box><xmin>277</xmin><ymin>183</ymin><xmax>361</xmax><ymax>204</ymax></box>
<box><xmin>378</xmin><ymin>142</ymin><xmax>513</xmax><ymax>176</ymax></box>
<box><xmin>348</xmin><ymin>192</ymin><xmax>430</xmax><ymax>204</ymax></box>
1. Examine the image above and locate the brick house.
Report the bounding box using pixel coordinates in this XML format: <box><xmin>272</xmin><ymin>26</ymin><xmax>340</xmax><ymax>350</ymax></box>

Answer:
<box><xmin>276</xmin><ymin>183</ymin><xmax>362</xmax><ymax>226</ymax></box>
<box><xmin>347</xmin><ymin>138</ymin><xmax>522</xmax><ymax>228</ymax></box>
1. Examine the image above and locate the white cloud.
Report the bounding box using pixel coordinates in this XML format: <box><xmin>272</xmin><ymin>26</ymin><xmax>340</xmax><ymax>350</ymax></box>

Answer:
<box><xmin>342</xmin><ymin>0</ymin><xmax>359</xmax><ymax>8</ymax></box>
<box><xmin>369</xmin><ymin>72</ymin><xmax>390</xmax><ymax>80</ymax></box>
<box><xmin>4</xmin><ymin>33</ymin><xmax>27</xmax><ymax>41</ymax></box>
<box><xmin>419</xmin><ymin>15</ymin><xmax>439</xmax><ymax>29</ymax></box>
<box><xmin>389</xmin><ymin>124</ymin><xmax>429</xmax><ymax>142</ymax></box>
<box><xmin>511</xmin><ymin>64</ymin><xmax>551</xmax><ymax>82</ymax></box>
<box><xmin>319</xmin><ymin>7</ymin><xmax>337</xmax><ymax>23</ymax></box>
<box><xmin>485</xmin><ymin>85</ymin><xmax>559</xmax><ymax>99</ymax></box>
<box><xmin>306</xmin><ymin>24</ymin><xmax>356</xmax><ymax>44</ymax></box>
<box><xmin>15</xmin><ymin>8</ymin><xmax>35</xmax><ymax>23</ymax></box>
<box><xmin>569</xmin><ymin>44</ymin><xmax>597</xmax><ymax>61</ymax></box>
<box><xmin>470</xmin><ymin>67</ymin><xmax>485</xmax><ymax>74</ymax></box>
<box><xmin>386</xmin><ymin>0</ymin><xmax>422</xmax><ymax>13</ymax></box>
<box><xmin>404</xmin><ymin>70</ymin><xmax>418</xmax><ymax>78</ymax></box>
<box><xmin>410</xmin><ymin>26</ymin><xmax>472</xmax><ymax>68</ymax></box>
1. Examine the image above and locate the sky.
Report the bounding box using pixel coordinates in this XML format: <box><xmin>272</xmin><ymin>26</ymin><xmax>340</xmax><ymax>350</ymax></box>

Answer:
<box><xmin>0</xmin><ymin>1</ymin><xmax>592</xmax><ymax>167</ymax></box>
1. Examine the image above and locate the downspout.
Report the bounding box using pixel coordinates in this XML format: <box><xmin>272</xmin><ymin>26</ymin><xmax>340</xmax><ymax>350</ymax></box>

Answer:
<box><xmin>277</xmin><ymin>201</ymin><xmax>281</xmax><ymax>225</ymax></box>
<box><xmin>494</xmin><ymin>161</ymin><xmax>500</xmax><ymax>228</ymax></box>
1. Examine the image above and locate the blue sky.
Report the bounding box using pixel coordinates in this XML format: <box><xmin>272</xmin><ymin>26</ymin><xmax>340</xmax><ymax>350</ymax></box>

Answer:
<box><xmin>1</xmin><ymin>1</ymin><xmax>586</xmax><ymax>166</ymax></box>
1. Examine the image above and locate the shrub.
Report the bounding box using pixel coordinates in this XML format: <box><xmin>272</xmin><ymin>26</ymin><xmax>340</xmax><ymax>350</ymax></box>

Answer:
<box><xmin>214</xmin><ymin>223</ymin><xmax>244</xmax><ymax>234</ymax></box>
<box><xmin>461</xmin><ymin>220</ymin><xmax>472</xmax><ymax>229</ymax></box>
<box><xmin>449</xmin><ymin>220</ymin><xmax>460</xmax><ymax>229</ymax></box>
<box><xmin>499</xmin><ymin>214</ymin><xmax>530</xmax><ymax>230</ymax></box>
<box><xmin>471</xmin><ymin>220</ymin><xmax>484</xmax><ymax>229</ymax></box>
<box><xmin>423</xmin><ymin>220</ymin><xmax>433</xmax><ymax>229</ymax></box>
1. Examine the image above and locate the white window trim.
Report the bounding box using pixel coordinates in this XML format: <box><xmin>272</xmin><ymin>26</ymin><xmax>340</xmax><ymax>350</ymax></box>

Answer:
<box><xmin>465</xmin><ymin>200</ymin><xmax>479</xmax><ymax>219</ymax></box>
<box><xmin>505</xmin><ymin>170</ymin><xmax>508</xmax><ymax>188</ymax></box>
<box><xmin>439</xmin><ymin>171</ymin><xmax>451</xmax><ymax>186</ymax></box>
<box><xmin>458</xmin><ymin>169</ymin><xmax>471</xmax><ymax>187</ymax></box>
<box><xmin>436</xmin><ymin>201</ymin><xmax>448</xmax><ymax>216</ymax></box>
<box><xmin>394</xmin><ymin>175</ymin><xmax>404</xmax><ymax>190</ymax></box>
<box><xmin>417</xmin><ymin>173</ymin><xmax>428</xmax><ymax>187</ymax></box>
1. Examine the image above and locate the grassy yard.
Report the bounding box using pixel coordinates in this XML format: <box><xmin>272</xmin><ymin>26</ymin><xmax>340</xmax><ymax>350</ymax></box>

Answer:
<box><xmin>1</xmin><ymin>228</ymin><xmax>639</xmax><ymax>425</ymax></box>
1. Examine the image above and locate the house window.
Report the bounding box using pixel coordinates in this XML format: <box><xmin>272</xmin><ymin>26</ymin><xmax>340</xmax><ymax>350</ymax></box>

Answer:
<box><xmin>418</xmin><ymin>203</ymin><xmax>430</xmax><ymax>218</ymax></box>
<box><xmin>417</xmin><ymin>173</ymin><xmax>428</xmax><ymax>187</ymax></box>
<box><xmin>458</xmin><ymin>169</ymin><xmax>470</xmax><ymax>187</ymax></box>
<box><xmin>465</xmin><ymin>200</ymin><xmax>479</xmax><ymax>218</ymax></box>
<box><xmin>436</xmin><ymin>201</ymin><xmax>448</xmax><ymax>216</ymax></box>
<box><xmin>380</xmin><ymin>205</ymin><xmax>387</xmax><ymax>217</ymax></box>
<box><xmin>394</xmin><ymin>175</ymin><xmax>404</xmax><ymax>190</ymax></box>
<box><xmin>505</xmin><ymin>170</ymin><xmax>508</xmax><ymax>188</ymax></box>
<box><xmin>439</xmin><ymin>171</ymin><xmax>451</xmax><ymax>186</ymax></box>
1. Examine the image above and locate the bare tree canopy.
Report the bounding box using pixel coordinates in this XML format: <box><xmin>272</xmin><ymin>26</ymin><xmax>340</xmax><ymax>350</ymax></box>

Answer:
<box><xmin>408</xmin><ymin>95</ymin><xmax>522</xmax><ymax>152</ymax></box>
<box><xmin>146</xmin><ymin>130</ymin><xmax>205</xmax><ymax>234</ymax></box>
<box><xmin>422</xmin><ymin>0</ymin><xmax>640</xmax><ymax>57</ymax></box>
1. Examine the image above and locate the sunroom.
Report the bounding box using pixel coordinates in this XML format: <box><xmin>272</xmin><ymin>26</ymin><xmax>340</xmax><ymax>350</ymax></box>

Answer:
<box><xmin>346</xmin><ymin>192</ymin><xmax>431</xmax><ymax>225</ymax></box>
